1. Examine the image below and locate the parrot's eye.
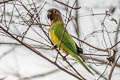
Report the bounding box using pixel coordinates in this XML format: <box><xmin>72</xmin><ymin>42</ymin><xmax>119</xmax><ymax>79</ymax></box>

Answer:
<box><xmin>53</xmin><ymin>10</ymin><xmax>58</xmax><ymax>14</ymax></box>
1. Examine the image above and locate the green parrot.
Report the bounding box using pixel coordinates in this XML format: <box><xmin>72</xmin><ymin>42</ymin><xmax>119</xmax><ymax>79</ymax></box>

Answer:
<box><xmin>47</xmin><ymin>8</ymin><xmax>93</xmax><ymax>74</ymax></box>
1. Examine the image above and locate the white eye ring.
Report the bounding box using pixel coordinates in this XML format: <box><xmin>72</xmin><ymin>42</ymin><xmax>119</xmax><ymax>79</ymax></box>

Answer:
<box><xmin>53</xmin><ymin>10</ymin><xmax>58</xmax><ymax>14</ymax></box>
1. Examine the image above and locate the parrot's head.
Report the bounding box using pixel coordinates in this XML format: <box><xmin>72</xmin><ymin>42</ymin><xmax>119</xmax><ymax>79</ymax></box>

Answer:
<box><xmin>47</xmin><ymin>8</ymin><xmax>62</xmax><ymax>22</ymax></box>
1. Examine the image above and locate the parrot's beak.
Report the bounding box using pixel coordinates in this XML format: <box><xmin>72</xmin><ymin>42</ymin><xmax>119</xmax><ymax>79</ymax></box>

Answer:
<box><xmin>47</xmin><ymin>11</ymin><xmax>52</xmax><ymax>19</ymax></box>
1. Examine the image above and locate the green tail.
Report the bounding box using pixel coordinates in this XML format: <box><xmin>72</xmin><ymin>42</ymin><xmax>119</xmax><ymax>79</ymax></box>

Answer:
<box><xmin>65</xmin><ymin>43</ymin><xmax>94</xmax><ymax>75</ymax></box>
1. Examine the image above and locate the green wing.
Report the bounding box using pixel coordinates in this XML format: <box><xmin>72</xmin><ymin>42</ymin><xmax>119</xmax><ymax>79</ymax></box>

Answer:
<box><xmin>53</xmin><ymin>22</ymin><xmax>77</xmax><ymax>53</ymax></box>
<box><xmin>53</xmin><ymin>21</ymin><xmax>93</xmax><ymax>75</ymax></box>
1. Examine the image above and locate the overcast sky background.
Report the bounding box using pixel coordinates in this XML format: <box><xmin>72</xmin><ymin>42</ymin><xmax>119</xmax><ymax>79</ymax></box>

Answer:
<box><xmin>0</xmin><ymin>0</ymin><xmax>120</xmax><ymax>80</ymax></box>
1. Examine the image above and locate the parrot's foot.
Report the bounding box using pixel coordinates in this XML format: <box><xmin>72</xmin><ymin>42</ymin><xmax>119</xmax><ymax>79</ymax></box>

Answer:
<box><xmin>63</xmin><ymin>54</ymin><xmax>69</xmax><ymax>61</ymax></box>
<box><xmin>51</xmin><ymin>45</ymin><xmax>57</xmax><ymax>50</ymax></box>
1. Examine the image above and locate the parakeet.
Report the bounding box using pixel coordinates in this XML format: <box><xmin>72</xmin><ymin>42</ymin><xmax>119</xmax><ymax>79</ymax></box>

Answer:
<box><xmin>47</xmin><ymin>8</ymin><xmax>93</xmax><ymax>74</ymax></box>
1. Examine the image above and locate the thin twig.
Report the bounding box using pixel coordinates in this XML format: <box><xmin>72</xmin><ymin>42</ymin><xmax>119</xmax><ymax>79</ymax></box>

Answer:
<box><xmin>54</xmin><ymin>0</ymin><xmax>81</xmax><ymax>10</ymax></box>
<box><xmin>72</xmin><ymin>35</ymin><xmax>106</xmax><ymax>51</ymax></box>
<box><xmin>108</xmin><ymin>55</ymin><xmax>120</xmax><ymax>80</ymax></box>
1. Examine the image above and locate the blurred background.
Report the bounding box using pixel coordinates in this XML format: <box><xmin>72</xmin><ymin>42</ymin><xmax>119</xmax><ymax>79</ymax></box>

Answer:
<box><xmin>0</xmin><ymin>0</ymin><xmax>120</xmax><ymax>80</ymax></box>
